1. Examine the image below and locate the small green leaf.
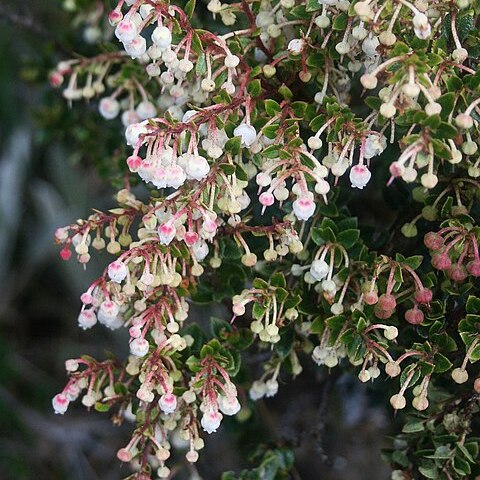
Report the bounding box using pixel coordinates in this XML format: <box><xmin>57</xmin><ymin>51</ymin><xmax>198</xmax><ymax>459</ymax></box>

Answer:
<box><xmin>333</xmin><ymin>12</ymin><xmax>348</xmax><ymax>30</ymax></box>
<box><xmin>433</xmin><ymin>352</ymin><xmax>453</xmax><ymax>373</ymax></box>
<box><xmin>184</xmin><ymin>0</ymin><xmax>196</xmax><ymax>18</ymax></box>
<box><xmin>271</xmin><ymin>272</ymin><xmax>286</xmax><ymax>288</ymax></box>
<box><xmin>247</xmin><ymin>79</ymin><xmax>262</xmax><ymax>97</ymax></box>
<box><xmin>265</xmin><ymin>99</ymin><xmax>281</xmax><ymax>116</ymax></box>
<box><xmin>402</xmin><ymin>420</ymin><xmax>425</xmax><ymax>433</ymax></box>
<box><xmin>337</xmin><ymin>229</ymin><xmax>360</xmax><ymax>249</ymax></box>
<box><xmin>225</xmin><ymin>136</ymin><xmax>241</xmax><ymax>155</ymax></box>
<box><xmin>94</xmin><ymin>402</ymin><xmax>111</xmax><ymax>412</ymax></box>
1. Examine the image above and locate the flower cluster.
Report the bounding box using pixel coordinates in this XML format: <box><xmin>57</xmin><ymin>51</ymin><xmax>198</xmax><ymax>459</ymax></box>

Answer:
<box><xmin>50</xmin><ymin>0</ymin><xmax>480</xmax><ymax>478</ymax></box>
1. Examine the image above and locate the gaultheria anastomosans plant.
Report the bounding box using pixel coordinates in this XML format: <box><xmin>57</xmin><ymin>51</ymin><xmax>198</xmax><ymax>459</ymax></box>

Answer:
<box><xmin>50</xmin><ymin>0</ymin><xmax>480</xmax><ymax>478</ymax></box>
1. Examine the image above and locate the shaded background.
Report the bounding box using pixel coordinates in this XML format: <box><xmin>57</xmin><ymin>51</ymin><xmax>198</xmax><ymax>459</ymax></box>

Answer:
<box><xmin>0</xmin><ymin>2</ymin><xmax>393</xmax><ymax>479</ymax></box>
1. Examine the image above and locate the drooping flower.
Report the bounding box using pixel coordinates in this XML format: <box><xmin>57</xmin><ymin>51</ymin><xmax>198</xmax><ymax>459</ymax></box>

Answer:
<box><xmin>201</xmin><ymin>409</ymin><xmax>223</xmax><ymax>434</ymax></box>
<box><xmin>292</xmin><ymin>196</ymin><xmax>316</xmax><ymax>221</ymax></box>
<box><xmin>158</xmin><ymin>221</ymin><xmax>176</xmax><ymax>245</ymax></box>
<box><xmin>310</xmin><ymin>259</ymin><xmax>329</xmax><ymax>281</ymax></box>
<box><xmin>130</xmin><ymin>337</ymin><xmax>150</xmax><ymax>357</ymax></box>
<box><xmin>78</xmin><ymin>308</ymin><xmax>97</xmax><ymax>329</ymax></box>
<box><xmin>159</xmin><ymin>393</ymin><xmax>177</xmax><ymax>414</ymax></box>
<box><xmin>52</xmin><ymin>393</ymin><xmax>70</xmax><ymax>415</ymax></box>
<box><xmin>349</xmin><ymin>164</ymin><xmax>372</xmax><ymax>189</ymax></box>
<box><xmin>233</xmin><ymin>123</ymin><xmax>257</xmax><ymax>147</ymax></box>
<box><xmin>287</xmin><ymin>38</ymin><xmax>304</xmax><ymax>54</ymax></box>
<box><xmin>108</xmin><ymin>260</ymin><xmax>128</xmax><ymax>283</ymax></box>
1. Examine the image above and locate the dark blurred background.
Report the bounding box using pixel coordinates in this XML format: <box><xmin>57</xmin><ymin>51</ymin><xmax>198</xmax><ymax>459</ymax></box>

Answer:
<box><xmin>0</xmin><ymin>1</ymin><xmax>392</xmax><ymax>479</ymax></box>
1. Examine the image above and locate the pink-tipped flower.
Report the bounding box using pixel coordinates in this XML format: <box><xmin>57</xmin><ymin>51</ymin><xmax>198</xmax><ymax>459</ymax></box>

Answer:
<box><xmin>130</xmin><ymin>338</ymin><xmax>150</xmax><ymax>357</ymax></box>
<box><xmin>99</xmin><ymin>97</ymin><xmax>120</xmax><ymax>120</ymax></box>
<box><xmin>127</xmin><ymin>155</ymin><xmax>142</xmax><ymax>172</ymax></box>
<box><xmin>165</xmin><ymin>164</ymin><xmax>186</xmax><ymax>189</ymax></box>
<box><xmin>80</xmin><ymin>292</ymin><xmax>93</xmax><ymax>305</ymax></box>
<box><xmin>115</xmin><ymin>19</ymin><xmax>137</xmax><ymax>44</ymax></box>
<box><xmin>78</xmin><ymin>308</ymin><xmax>97</xmax><ymax>329</ymax></box>
<box><xmin>52</xmin><ymin>393</ymin><xmax>70</xmax><ymax>415</ymax></box>
<box><xmin>60</xmin><ymin>246</ymin><xmax>72</xmax><ymax>261</ymax></box>
<box><xmin>108</xmin><ymin>260</ymin><xmax>128</xmax><ymax>283</ymax></box>
<box><xmin>158</xmin><ymin>222</ymin><xmax>176</xmax><ymax>245</ymax></box>
<box><xmin>124</xmin><ymin>35</ymin><xmax>147</xmax><ymax>58</ymax></box>
<box><xmin>292</xmin><ymin>196</ymin><xmax>316</xmax><ymax>221</ymax></box>
<box><xmin>184</xmin><ymin>231</ymin><xmax>199</xmax><ymax>247</ymax></box>
<box><xmin>349</xmin><ymin>164</ymin><xmax>371</xmax><ymax>189</ymax></box>
<box><xmin>108</xmin><ymin>9</ymin><xmax>123</xmax><ymax>26</ymax></box>
<box><xmin>116</xmin><ymin>448</ymin><xmax>132</xmax><ymax>463</ymax></box>
<box><xmin>201</xmin><ymin>410</ymin><xmax>223</xmax><ymax>434</ymax></box>
<box><xmin>259</xmin><ymin>192</ymin><xmax>275</xmax><ymax>207</ymax></box>
<box><xmin>159</xmin><ymin>393</ymin><xmax>177</xmax><ymax>414</ymax></box>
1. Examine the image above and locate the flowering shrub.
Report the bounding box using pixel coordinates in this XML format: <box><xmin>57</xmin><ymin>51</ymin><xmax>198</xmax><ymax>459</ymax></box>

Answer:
<box><xmin>50</xmin><ymin>0</ymin><xmax>480</xmax><ymax>478</ymax></box>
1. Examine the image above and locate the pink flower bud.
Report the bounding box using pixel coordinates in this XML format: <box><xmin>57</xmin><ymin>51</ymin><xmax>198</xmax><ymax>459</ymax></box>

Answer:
<box><xmin>364</xmin><ymin>291</ymin><xmax>378</xmax><ymax>305</ymax></box>
<box><xmin>259</xmin><ymin>191</ymin><xmax>274</xmax><ymax>206</ymax></box>
<box><xmin>184</xmin><ymin>231</ymin><xmax>199</xmax><ymax>246</ymax></box>
<box><xmin>405</xmin><ymin>306</ymin><xmax>424</xmax><ymax>324</ymax></box>
<box><xmin>448</xmin><ymin>264</ymin><xmax>467</xmax><ymax>283</ymax></box>
<box><xmin>80</xmin><ymin>292</ymin><xmax>93</xmax><ymax>305</ymax></box>
<box><xmin>378</xmin><ymin>293</ymin><xmax>396</xmax><ymax>311</ymax></box>
<box><xmin>129</xmin><ymin>326</ymin><xmax>142</xmax><ymax>338</ymax></box>
<box><xmin>414</xmin><ymin>288</ymin><xmax>432</xmax><ymax>304</ymax></box>
<box><xmin>389</xmin><ymin>161</ymin><xmax>405</xmax><ymax>178</ymax></box>
<box><xmin>127</xmin><ymin>155</ymin><xmax>142</xmax><ymax>172</ymax></box>
<box><xmin>60</xmin><ymin>246</ymin><xmax>72</xmax><ymax>261</ymax></box>
<box><xmin>467</xmin><ymin>260</ymin><xmax>480</xmax><ymax>277</ymax></box>
<box><xmin>424</xmin><ymin>232</ymin><xmax>444</xmax><ymax>250</ymax></box>
<box><xmin>431</xmin><ymin>253</ymin><xmax>451</xmax><ymax>271</ymax></box>
<box><xmin>117</xmin><ymin>448</ymin><xmax>132</xmax><ymax>462</ymax></box>
<box><xmin>108</xmin><ymin>9</ymin><xmax>123</xmax><ymax>26</ymax></box>
<box><xmin>49</xmin><ymin>71</ymin><xmax>64</xmax><ymax>88</ymax></box>
<box><xmin>374</xmin><ymin>306</ymin><xmax>394</xmax><ymax>319</ymax></box>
